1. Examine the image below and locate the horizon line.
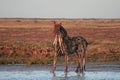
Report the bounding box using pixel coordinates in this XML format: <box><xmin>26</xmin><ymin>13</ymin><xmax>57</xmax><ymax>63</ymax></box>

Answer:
<box><xmin>0</xmin><ymin>17</ymin><xmax>120</xmax><ymax>20</ymax></box>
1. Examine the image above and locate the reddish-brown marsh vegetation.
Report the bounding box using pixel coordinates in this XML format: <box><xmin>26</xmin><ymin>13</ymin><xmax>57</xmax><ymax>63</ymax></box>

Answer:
<box><xmin>0</xmin><ymin>18</ymin><xmax>120</xmax><ymax>64</ymax></box>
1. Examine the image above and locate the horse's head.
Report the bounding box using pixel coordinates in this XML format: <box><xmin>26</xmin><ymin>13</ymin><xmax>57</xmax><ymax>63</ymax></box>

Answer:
<box><xmin>53</xmin><ymin>21</ymin><xmax>67</xmax><ymax>38</ymax></box>
<box><xmin>53</xmin><ymin>21</ymin><xmax>62</xmax><ymax>34</ymax></box>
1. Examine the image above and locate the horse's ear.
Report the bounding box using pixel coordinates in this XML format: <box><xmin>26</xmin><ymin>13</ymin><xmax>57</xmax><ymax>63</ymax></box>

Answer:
<box><xmin>53</xmin><ymin>21</ymin><xmax>56</xmax><ymax>25</ymax></box>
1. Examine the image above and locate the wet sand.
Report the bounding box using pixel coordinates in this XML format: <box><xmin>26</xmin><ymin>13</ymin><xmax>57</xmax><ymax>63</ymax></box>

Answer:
<box><xmin>0</xmin><ymin>62</ymin><xmax>120</xmax><ymax>80</ymax></box>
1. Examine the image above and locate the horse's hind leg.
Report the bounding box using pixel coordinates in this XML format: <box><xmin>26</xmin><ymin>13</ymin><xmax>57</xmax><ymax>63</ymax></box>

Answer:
<box><xmin>75</xmin><ymin>52</ymin><xmax>81</xmax><ymax>73</ymax></box>
<box><xmin>82</xmin><ymin>49</ymin><xmax>86</xmax><ymax>73</ymax></box>
<box><xmin>64</xmin><ymin>52</ymin><xmax>68</xmax><ymax>73</ymax></box>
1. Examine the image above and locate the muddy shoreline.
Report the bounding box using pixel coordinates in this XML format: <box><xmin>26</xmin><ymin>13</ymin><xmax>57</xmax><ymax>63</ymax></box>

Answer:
<box><xmin>0</xmin><ymin>62</ymin><xmax>120</xmax><ymax>72</ymax></box>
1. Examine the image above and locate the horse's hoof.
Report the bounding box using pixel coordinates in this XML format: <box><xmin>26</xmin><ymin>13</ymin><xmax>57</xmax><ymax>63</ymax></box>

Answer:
<box><xmin>75</xmin><ymin>69</ymin><xmax>78</xmax><ymax>73</ymax></box>
<box><xmin>50</xmin><ymin>69</ymin><xmax>55</xmax><ymax>73</ymax></box>
<box><xmin>64</xmin><ymin>70</ymin><xmax>69</xmax><ymax>73</ymax></box>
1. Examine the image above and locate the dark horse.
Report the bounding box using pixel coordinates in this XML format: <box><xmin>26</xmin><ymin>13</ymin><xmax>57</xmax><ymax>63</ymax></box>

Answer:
<box><xmin>52</xmin><ymin>21</ymin><xmax>88</xmax><ymax>74</ymax></box>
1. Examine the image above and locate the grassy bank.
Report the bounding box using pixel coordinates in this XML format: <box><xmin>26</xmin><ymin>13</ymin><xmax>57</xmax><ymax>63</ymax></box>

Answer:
<box><xmin>0</xmin><ymin>41</ymin><xmax>120</xmax><ymax>64</ymax></box>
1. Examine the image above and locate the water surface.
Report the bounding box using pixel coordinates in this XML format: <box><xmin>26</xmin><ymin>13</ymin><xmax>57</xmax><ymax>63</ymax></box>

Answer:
<box><xmin>0</xmin><ymin>62</ymin><xmax>120</xmax><ymax>80</ymax></box>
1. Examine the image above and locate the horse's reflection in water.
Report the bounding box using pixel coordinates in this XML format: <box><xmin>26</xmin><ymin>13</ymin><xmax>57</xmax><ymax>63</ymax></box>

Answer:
<box><xmin>52</xmin><ymin>71</ymin><xmax>85</xmax><ymax>80</ymax></box>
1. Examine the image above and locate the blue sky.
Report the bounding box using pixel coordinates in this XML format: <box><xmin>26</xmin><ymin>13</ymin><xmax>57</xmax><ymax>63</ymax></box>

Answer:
<box><xmin>0</xmin><ymin>0</ymin><xmax>120</xmax><ymax>18</ymax></box>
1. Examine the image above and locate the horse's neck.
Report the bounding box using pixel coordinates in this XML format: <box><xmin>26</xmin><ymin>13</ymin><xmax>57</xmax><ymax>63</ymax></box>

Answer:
<box><xmin>63</xmin><ymin>36</ymin><xmax>70</xmax><ymax>42</ymax></box>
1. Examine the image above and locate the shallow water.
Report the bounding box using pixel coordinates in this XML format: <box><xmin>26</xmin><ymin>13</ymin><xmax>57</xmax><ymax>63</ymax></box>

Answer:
<box><xmin>0</xmin><ymin>71</ymin><xmax>120</xmax><ymax>80</ymax></box>
<box><xmin>0</xmin><ymin>62</ymin><xmax>120</xmax><ymax>80</ymax></box>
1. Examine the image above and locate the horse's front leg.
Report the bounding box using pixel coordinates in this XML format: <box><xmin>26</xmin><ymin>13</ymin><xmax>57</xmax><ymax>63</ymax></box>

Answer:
<box><xmin>64</xmin><ymin>52</ymin><xmax>68</xmax><ymax>73</ymax></box>
<box><xmin>52</xmin><ymin>49</ymin><xmax>57</xmax><ymax>73</ymax></box>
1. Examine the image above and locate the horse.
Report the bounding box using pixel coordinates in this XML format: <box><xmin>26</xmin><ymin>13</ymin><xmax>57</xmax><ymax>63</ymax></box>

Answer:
<box><xmin>52</xmin><ymin>21</ymin><xmax>88</xmax><ymax>74</ymax></box>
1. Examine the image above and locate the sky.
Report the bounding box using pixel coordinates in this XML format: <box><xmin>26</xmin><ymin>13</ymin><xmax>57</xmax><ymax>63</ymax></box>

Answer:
<box><xmin>0</xmin><ymin>0</ymin><xmax>120</xmax><ymax>18</ymax></box>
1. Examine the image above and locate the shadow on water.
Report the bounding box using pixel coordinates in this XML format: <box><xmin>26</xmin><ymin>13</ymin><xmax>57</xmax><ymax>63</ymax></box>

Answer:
<box><xmin>52</xmin><ymin>71</ymin><xmax>85</xmax><ymax>80</ymax></box>
<box><xmin>53</xmin><ymin>76</ymin><xmax>85</xmax><ymax>80</ymax></box>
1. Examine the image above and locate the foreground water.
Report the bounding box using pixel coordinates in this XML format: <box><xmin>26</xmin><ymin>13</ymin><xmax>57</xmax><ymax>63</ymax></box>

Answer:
<box><xmin>0</xmin><ymin>62</ymin><xmax>120</xmax><ymax>80</ymax></box>
<box><xmin>0</xmin><ymin>71</ymin><xmax>120</xmax><ymax>80</ymax></box>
